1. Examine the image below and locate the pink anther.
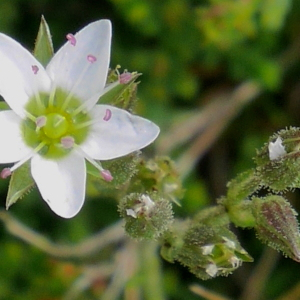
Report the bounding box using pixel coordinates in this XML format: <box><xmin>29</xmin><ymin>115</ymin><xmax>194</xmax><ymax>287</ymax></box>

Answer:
<box><xmin>101</xmin><ymin>169</ymin><xmax>113</xmax><ymax>182</ymax></box>
<box><xmin>1</xmin><ymin>168</ymin><xmax>11</xmax><ymax>179</ymax></box>
<box><xmin>119</xmin><ymin>72</ymin><xmax>132</xmax><ymax>84</ymax></box>
<box><xmin>103</xmin><ymin>109</ymin><xmax>112</xmax><ymax>121</ymax></box>
<box><xmin>66</xmin><ymin>33</ymin><xmax>76</xmax><ymax>46</ymax></box>
<box><xmin>31</xmin><ymin>65</ymin><xmax>39</xmax><ymax>74</ymax></box>
<box><xmin>87</xmin><ymin>54</ymin><xmax>97</xmax><ymax>63</ymax></box>
<box><xmin>36</xmin><ymin>116</ymin><xmax>46</xmax><ymax>128</ymax></box>
<box><xmin>61</xmin><ymin>136</ymin><xmax>75</xmax><ymax>149</ymax></box>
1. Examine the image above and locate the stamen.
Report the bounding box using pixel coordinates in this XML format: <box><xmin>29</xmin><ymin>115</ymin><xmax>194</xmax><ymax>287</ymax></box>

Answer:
<box><xmin>30</xmin><ymin>66</ymin><xmax>44</xmax><ymax>109</ymax></box>
<box><xmin>36</xmin><ymin>93</ymin><xmax>44</xmax><ymax>109</ymax></box>
<box><xmin>87</xmin><ymin>54</ymin><xmax>97</xmax><ymax>63</ymax></box>
<box><xmin>48</xmin><ymin>86</ymin><xmax>57</xmax><ymax>108</ymax></box>
<box><xmin>31</xmin><ymin>65</ymin><xmax>39</xmax><ymax>74</ymax></box>
<box><xmin>61</xmin><ymin>55</ymin><xmax>97</xmax><ymax>112</ymax></box>
<box><xmin>61</xmin><ymin>136</ymin><xmax>75</xmax><ymax>149</ymax></box>
<box><xmin>75</xmin><ymin>147</ymin><xmax>113</xmax><ymax>181</ymax></box>
<box><xmin>25</xmin><ymin>111</ymin><xmax>37</xmax><ymax>122</ymax></box>
<box><xmin>103</xmin><ymin>109</ymin><xmax>112</xmax><ymax>121</ymax></box>
<box><xmin>119</xmin><ymin>72</ymin><xmax>132</xmax><ymax>84</ymax></box>
<box><xmin>66</xmin><ymin>33</ymin><xmax>76</xmax><ymax>46</ymax></box>
<box><xmin>1</xmin><ymin>168</ymin><xmax>11</xmax><ymax>179</ymax></box>
<box><xmin>73</xmin><ymin>119</ymin><xmax>95</xmax><ymax>130</ymax></box>
<box><xmin>101</xmin><ymin>169</ymin><xmax>113</xmax><ymax>182</ymax></box>
<box><xmin>36</xmin><ymin>116</ymin><xmax>46</xmax><ymax>128</ymax></box>
<box><xmin>10</xmin><ymin>142</ymin><xmax>46</xmax><ymax>173</ymax></box>
<box><xmin>73</xmin><ymin>109</ymin><xmax>112</xmax><ymax>130</ymax></box>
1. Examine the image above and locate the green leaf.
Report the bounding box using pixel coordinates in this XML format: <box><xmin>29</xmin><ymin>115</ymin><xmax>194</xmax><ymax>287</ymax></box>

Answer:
<box><xmin>33</xmin><ymin>15</ymin><xmax>54</xmax><ymax>66</ymax></box>
<box><xmin>6</xmin><ymin>162</ymin><xmax>35</xmax><ymax>209</ymax></box>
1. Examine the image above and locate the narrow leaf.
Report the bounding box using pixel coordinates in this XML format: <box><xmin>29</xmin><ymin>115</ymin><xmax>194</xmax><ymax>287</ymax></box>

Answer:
<box><xmin>33</xmin><ymin>15</ymin><xmax>54</xmax><ymax>66</ymax></box>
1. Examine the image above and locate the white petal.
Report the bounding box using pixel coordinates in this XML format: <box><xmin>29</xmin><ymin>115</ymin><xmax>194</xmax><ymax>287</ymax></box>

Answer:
<box><xmin>31</xmin><ymin>152</ymin><xmax>86</xmax><ymax>218</ymax></box>
<box><xmin>0</xmin><ymin>34</ymin><xmax>51</xmax><ymax>118</ymax></box>
<box><xmin>268</xmin><ymin>137</ymin><xmax>286</xmax><ymax>160</ymax></box>
<box><xmin>81</xmin><ymin>105</ymin><xmax>160</xmax><ymax>160</ymax></box>
<box><xmin>46</xmin><ymin>20</ymin><xmax>111</xmax><ymax>105</ymax></box>
<box><xmin>0</xmin><ymin>110</ymin><xmax>33</xmax><ymax>163</ymax></box>
<box><xmin>206</xmin><ymin>264</ymin><xmax>218</xmax><ymax>277</ymax></box>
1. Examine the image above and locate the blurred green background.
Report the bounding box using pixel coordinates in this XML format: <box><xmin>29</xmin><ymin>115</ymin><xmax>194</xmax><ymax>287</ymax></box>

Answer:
<box><xmin>0</xmin><ymin>0</ymin><xmax>300</xmax><ymax>299</ymax></box>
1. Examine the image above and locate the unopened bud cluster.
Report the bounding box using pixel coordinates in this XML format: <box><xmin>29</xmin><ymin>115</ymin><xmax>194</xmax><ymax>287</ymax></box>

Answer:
<box><xmin>161</xmin><ymin>221</ymin><xmax>252</xmax><ymax>280</ymax></box>
<box><xmin>220</xmin><ymin>127</ymin><xmax>300</xmax><ymax>263</ymax></box>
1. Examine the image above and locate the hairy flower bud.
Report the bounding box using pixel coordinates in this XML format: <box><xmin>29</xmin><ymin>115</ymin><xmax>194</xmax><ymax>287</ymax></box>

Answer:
<box><xmin>252</xmin><ymin>195</ymin><xmax>300</xmax><ymax>262</ymax></box>
<box><xmin>118</xmin><ymin>193</ymin><xmax>174</xmax><ymax>240</ymax></box>
<box><xmin>162</xmin><ymin>222</ymin><xmax>252</xmax><ymax>280</ymax></box>
<box><xmin>131</xmin><ymin>157</ymin><xmax>184</xmax><ymax>205</ymax></box>
<box><xmin>254</xmin><ymin>128</ymin><xmax>300</xmax><ymax>192</ymax></box>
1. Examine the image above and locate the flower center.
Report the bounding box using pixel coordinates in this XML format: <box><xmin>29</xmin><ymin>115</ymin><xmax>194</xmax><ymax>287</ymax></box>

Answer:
<box><xmin>43</xmin><ymin>113</ymin><xmax>69</xmax><ymax>139</ymax></box>
<box><xmin>22</xmin><ymin>88</ymin><xmax>91</xmax><ymax>159</ymax></box>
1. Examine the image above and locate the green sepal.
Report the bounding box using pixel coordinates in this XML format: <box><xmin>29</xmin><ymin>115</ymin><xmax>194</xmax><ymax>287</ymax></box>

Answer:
<box><xmin>0</xmin><ymin>102</ymin><xmax>10</xmax><ymax>110</ymax></box>
<box><xmin>226</xmin><ymin>169</ymin><xmax>260</xmax><ymax>206</ymax></box>
<box><xmin>6</xmin><ymin>162</ymin><xmax>35</xmax><ymax>209</ymax></box>
<box><xmin>33</xmin><ymin>15</ymin><xmax>54</xmax><ymax>66</ymax></box>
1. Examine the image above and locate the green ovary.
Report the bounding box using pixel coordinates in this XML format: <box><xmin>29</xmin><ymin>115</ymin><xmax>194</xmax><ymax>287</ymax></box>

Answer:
<box><xmin>22</xmin><ymin>88</ymin><xmax>91</xmax><ymax>159</ymax></box>
<box><xmin>43</xmin><ymin>113</ymin><xmax>69</xmax><ymax>139</ymax></box>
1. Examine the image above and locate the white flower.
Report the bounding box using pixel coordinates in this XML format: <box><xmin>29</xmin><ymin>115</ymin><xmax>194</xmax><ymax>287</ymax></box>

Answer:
<box><xmin>268</xmin><ymin>137</ymin><xmax>286</xmax><ymax>160</ymax></box>
<box><xmin>0</xmin><ymin>20</ymin><xmax>159</xmax><ymax>218</ymax></box>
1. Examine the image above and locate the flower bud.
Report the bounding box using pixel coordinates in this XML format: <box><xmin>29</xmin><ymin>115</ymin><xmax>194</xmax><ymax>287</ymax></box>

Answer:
<box><xmin>119</xmin><ymin>193</ymin><xmax>174</xmax><ymax>240</ymax></box>
<box><xmin>102</xmin><ymin>67</ymin><xmax>140</xmax><ymax>111</ymax></box>
<box><xmin>254</xmin><ymin>128</ymin><xmax>300</xmax><ymax>192</ymax></box>
<box><xmin>268</xmin><ymin>137</ymin><xmax>286</xmax><ymax>160</ymax></box>
<box><xmin>252</xmin><ymin>195</ymin><xmax>300</xmax><ymax>262</ymax></box>
<box><xmin>167</xmin><ymin>223</ymin><xmax>252</xmax><ymax>280</ymax></box>
<box><xmin>131</xmin><ymin>157</ymin><xmax>184</xmax><ymax>205</ymax></box>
